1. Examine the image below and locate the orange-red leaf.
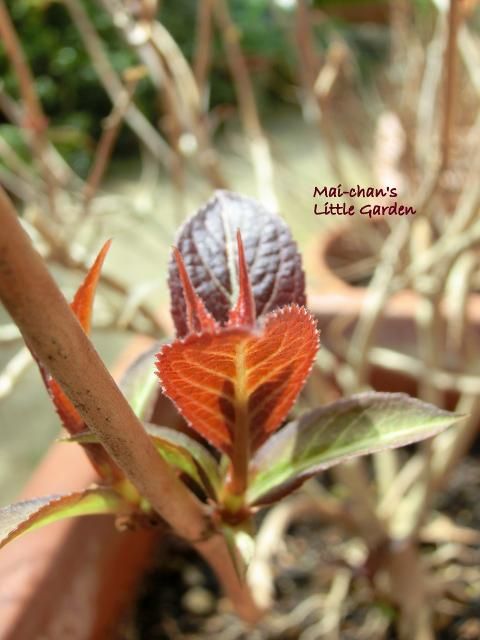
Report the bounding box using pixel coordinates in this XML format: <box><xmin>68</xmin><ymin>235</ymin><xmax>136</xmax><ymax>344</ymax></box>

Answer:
<box><xmin>156</xmin><ymin>305</ymin><xmax>319</xmax><ymax>455</ymax></box>
<box><xmin>45</xmin><ymin>378</ymin><xmax>84</xmax><ymax>434</ymax></box>
<box><xmin>173</xmin><ymin>247</ymin><xmax>218</xmax><ymax>335</ymax></box>
<box><xmin>227</xmin><ymin>231</ymin><xmax>255</xmax><ymax>329</ymax></box>
<box><xmin>41</xmin><ymin>241</ymin><xmax>111</xmax><ymax>435</ymax></box>
<box><xmin>71</xmin><ymin>239</ymin><xmax>111</xmax><ymax>333</ymax></box>
<box><xmin>35</xmin><ymin>242</ymin><xmax>120</xmax><ymax>481</ymax></box>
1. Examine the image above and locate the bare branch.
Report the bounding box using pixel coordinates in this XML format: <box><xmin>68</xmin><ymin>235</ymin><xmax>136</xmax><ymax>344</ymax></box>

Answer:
<box><xmin>62</xmin><ymin>0</ymin><xmax>173</xmax><ymax>168</ymax></box>
<box><xmin>83</xmin><ymin>72</ymin><xmax>140</xmax><ymax>212</ymax></box>
<box><xmin>441</xmin><ymin>0</ymin><xmax>460</xmax><ymax>171</ymax></box>
<box><xmin>97</xmin><ymin>0</ymin><xmax>227</xmax><ymax>190</ymax></box>
<box><xmin>194</xmin><ymin>0</ymin><xmax>215</xmax><ymax>107</ymax></box>
<box><xmin>213</xmin><ymin>0</ymin><xmax>277</xmax><ymax>208</ymax></box>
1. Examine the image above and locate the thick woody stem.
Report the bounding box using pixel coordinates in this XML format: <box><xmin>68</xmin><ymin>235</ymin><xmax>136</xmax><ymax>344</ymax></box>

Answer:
<box><xmin>0</xmin><ymin>188</ymin><xmax>261</xmax><ymax>623</ymax></box>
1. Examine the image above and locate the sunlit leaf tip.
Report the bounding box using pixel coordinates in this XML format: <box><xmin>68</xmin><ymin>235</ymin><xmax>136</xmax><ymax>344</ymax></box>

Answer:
<box><xmin>227</xmin><ymin>230</ymin><xmax>256</xmax><ymax>329</ymax></box>
<box><xmin>173</xmin><ymin>246</ymin><xmax>218</xmax><ymax>335</ymax></box>
<box><xmin>71</xmin><ymin>239</ymin><xmax>112</xmax><ymax>334</ymax></box>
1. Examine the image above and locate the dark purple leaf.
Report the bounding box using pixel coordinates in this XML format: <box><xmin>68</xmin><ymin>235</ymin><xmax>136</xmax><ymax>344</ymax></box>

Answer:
<box><xmin>169</xmin><ymin>190</ymin><xmax>306</xmax><ymax>337</ymax></box>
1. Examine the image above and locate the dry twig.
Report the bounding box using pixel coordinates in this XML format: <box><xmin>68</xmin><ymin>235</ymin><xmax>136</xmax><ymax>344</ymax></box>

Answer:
<box><xmin>213</xmin><ymin>0</ymin><xmax>277</xmax><ymax>208</ymax></box>
<box><xmin>83</xmin><ymin>70</ymin><xmax>142</xmax><ymax>212</ymax></box>
<box><xmin>62</xmin><ymin>0</ymin><xmax>173</xmax><ymax>168</ymax></box>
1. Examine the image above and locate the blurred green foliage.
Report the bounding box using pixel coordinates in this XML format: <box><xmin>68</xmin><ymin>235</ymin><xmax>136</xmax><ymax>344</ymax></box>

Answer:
<box><xmin>0</xmin><ymin>0</ymin><xmax>387</xmax><ymax>174</ymax></box>
<box><xmin>0</xmin><ymin>0</ymin><xmax>144</xmax><ymax>173</ymax></box>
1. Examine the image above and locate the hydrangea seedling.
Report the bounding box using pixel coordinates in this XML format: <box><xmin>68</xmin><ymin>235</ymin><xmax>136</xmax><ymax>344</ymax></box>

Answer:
<box><xmin>0</xmin><ymin>191</ymin><xmax>463</xmax><ymax>569</ymax></box>
<box><xmin>156</xmin><ymin>231</ymin><xmax>318</xmax><ymax>521</ymax></box>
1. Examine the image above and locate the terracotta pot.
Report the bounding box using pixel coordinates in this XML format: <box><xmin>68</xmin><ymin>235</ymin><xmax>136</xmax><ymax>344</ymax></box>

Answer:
<box><xmin>305</xmin><ymin>221</ymin><xmax>480</xmax><ymax>406</ymax></box>
<box><xmin>0</xmin><ymin>337</ymin><xmax>163</xmax><ymax>640</ymax></box>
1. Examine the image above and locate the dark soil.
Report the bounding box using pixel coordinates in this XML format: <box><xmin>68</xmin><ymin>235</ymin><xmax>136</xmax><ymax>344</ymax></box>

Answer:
<box><xmin>118</xmin><ymin>459</ymin><xmax>480</xmax><ymax>640</ymax></box>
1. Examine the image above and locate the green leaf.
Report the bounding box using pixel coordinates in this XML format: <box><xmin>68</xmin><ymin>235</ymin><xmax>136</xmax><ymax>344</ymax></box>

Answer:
<box><xmin>145</xmin><ymin>424</ymin><xmax>221</xmax><ymax>498</ymax></box>
<box><xmin>247</xmin><ymin>392</ymin><xmax>464</xmax><ymax>506</ymax></box>
<box><xmin>0</xmin><ymin>488</ymin><xmax>125</xmax><ymax>550</ymax></box>
<box><xmin>66</xmin><ymin>425</ymin><xmax>221</xmax><ymax>499</ymax></box>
